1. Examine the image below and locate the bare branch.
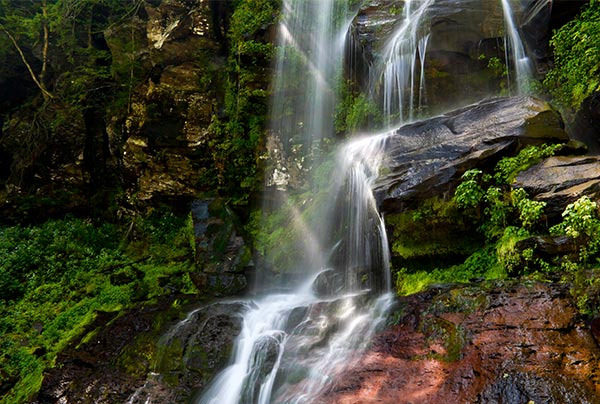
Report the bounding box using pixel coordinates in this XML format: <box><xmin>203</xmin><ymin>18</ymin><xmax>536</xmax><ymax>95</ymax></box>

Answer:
<box><xmin>0</xmin><ymin>24</ymin><xmax>54</xmax><ymax>100</ymax></box>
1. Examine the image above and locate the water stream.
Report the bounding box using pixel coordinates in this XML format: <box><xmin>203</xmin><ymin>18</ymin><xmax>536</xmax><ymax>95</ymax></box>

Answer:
<box><xmin>196</xmin><ymin>128</ymin><xmax>394</xmax><ymax>403</ymax></box>
<box><xmin>196</xmin><ymin>0</ymin><xmax>393</xmax><ymax>402</ymax></box>
<box><xmin>375</xmin><ymin>0</ymin><xmax>434</xmax><ymax>126</ymax></box>
<box><xmin>500</xmin><ymin>0</ymin><xmax>533</xmax><ymax>94</ymax></box>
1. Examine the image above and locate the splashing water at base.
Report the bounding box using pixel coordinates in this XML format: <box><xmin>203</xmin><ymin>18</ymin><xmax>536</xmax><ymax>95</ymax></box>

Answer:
<box><xmin>196</xmin><ymin>132</ymin><xmax>394</xmax><ymax>404</ymax></box>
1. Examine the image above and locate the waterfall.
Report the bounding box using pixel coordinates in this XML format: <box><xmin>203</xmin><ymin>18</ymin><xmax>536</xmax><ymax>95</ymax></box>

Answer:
<box><xmin>374</xmin><ymin>0</ymin><xmax>434</xmax><ymax>126</ymax></box>
<box><xmin>500</xmin><ymin>0</ymin><xmax>533</xmax><ymax>94</ymax></box>
<box><xmin>269</xmin><ymin>0</ymin><xmax>354</xmax><ymax>155</ymax></box>
<box><xmin>194</xmin><ymin>0</ymin><xmax>394</xmax><ymax>403</ymax></box>
<box><xmin>372</xmin><ymin>0</ymin><xmax>536</xmax><ymax>125</ymax></box>
<box><xmin>194</xmin><ymin>134</ymin><xmax>393</xmax><ymax>403</ymax></box>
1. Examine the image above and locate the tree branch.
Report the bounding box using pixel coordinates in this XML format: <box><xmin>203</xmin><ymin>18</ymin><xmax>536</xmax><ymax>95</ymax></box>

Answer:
<box><xmin>0</xmin><ymin>25</ymin><xmax>54</xmax><ymax>100</ymax></box>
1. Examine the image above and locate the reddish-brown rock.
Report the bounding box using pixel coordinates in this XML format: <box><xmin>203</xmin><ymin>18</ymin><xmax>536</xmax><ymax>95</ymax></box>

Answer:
<box><xmin>322</xmin><ymin>282</ymin><xmax>600</xmax><ymax>404</ymax></box>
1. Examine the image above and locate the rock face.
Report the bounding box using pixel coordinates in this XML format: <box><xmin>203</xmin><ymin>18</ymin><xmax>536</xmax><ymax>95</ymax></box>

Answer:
<box><xmin>106</xmin><ymin>0</ymin><xmax>230</xmax><ymax>207</ymax></box>
<box><xmin>514</xmin><ymin>155</ymin><xmax>600</xmax><ymax>216</ymax></box>
<box><xmin>321</xmin><ymin>282</ymin><xmax>600</xmax><ymax>404</ymax></box>
<box><xmin>35</xmin><ymin>300</ymin><xmax>246</xmax><ymax>404</ymax></box>
<box><xmin>190</xmin><ymin>199</ymin><xmax>252</xmax><ymax>296</ymax></box>
<box><xmin>374</xmin><ymin>96</ymin><xmax>568</xmax><ymax>213</ymax></box>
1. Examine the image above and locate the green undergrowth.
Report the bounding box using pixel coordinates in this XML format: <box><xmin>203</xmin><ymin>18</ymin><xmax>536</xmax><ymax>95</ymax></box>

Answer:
<box><xmin>0</xmin><ymin>209</ymin><xmax>198</xmax><ymax>404</ymax></box>
<box><xmin>393</xmin><ymin>144</ymin><xmax>600</xmax><ymax>315</ymax></box>
<box><xmin>544</xmin><ymin>0</ymin><xmax>600</xmax><ymax>112</ymax></box>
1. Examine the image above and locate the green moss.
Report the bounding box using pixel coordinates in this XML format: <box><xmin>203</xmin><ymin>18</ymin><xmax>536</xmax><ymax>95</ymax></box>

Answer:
<box><xmin>387</xmin><ymin>198</ymin><xmax>482</xmax><ymax>271</ymax></box>
<box><xmin>419</xmin><ymin>317</ymin><xmax>468</xmax><ymax>362</ymax></box>
<box><xmin>0</xmin><ymin>209</ymin><xmax>199</xmax><ymax>403</ymax></box>
<box><xmin>494</xmin><ymin>144</ymin><xmax>562</xmax><ymax>185</ymax></box>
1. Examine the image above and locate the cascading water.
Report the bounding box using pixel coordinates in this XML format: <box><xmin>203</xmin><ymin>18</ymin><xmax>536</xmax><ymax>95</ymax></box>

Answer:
<box><xmin>372</xmin><ymin>0</ymin><xmax>535</xmax><ymax>126</ymax></box>
<box><xmin>195</xmin><ymin>135</ymin><xmax>393</xmax><ymax>404</ymax></box>
<box><xmin>195</xmin><ymin>0</ymin><xmax>394</xmax><ymax>403</ymax></box>
<box><xmin>500</xmin><ymin>0</ymin><xmax>533</xmax><ymax>94</ymax></box>
<box><xmin>269</xmin><ymin>0</ymin><xmax>354</xmax><ymax>154</ymax></box>
<box><xmin>374</xmin><ymin>0</ymin><xmax>434</xmax><ymax>126</ymax></box>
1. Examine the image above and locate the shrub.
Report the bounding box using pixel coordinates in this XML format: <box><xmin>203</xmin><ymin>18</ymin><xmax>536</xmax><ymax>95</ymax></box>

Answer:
<box><xmin>544</xmin><ymin>0</ymin><xmax>600</xmax><ymax>110</ymax></box>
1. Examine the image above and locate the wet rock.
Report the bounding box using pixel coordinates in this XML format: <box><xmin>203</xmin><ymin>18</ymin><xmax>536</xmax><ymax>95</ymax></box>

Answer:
<box><xmin>132</xmin><ymin>301</ymin><xmax>246</xmax><ymax>404</ymax></box>
<box><xmin>375</xmin><ymin>96</ymin><xmax>568</xmax><ymax>213</ymax></box>
<box><xmin>241</xmin><ymin>333</ymin><xmax>284</xmax><ymax>404</ymax></box>
<box><xmin>477</xmin><ymin>372</ymin><xmax>594</xmax><ymax>404</ymax></box>
<box><xmin>35</xmin><ymin>299</ymin><xmax>247</xmax><ymax>404</ymax></box>
<box><xmin>513</xmin><ymin>235</ymin><xmax>579</xmax><ymax>269</ymax></box>
<box><xmin>312</xmin><ymin>268</ymin><xmax>345</xmax><ymax>297</ymax></box>
<box><xmin>321</xmin><ymin>282</ymin><xmax>600</xmax><ymax>404</ymax></box>
<box><xmin>513</xmin><ymin>155</ymin><xmax>600</xmax><ymax>217</ymax></box>
<box><xmin>190</xmin><ymin>199</ymin><xmax>253</xmax><ymax>297</ymax></box>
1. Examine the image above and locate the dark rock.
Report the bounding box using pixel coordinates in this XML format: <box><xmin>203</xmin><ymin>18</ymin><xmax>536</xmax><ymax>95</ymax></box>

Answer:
<box><xmin>569</xmin><ymin>90</ymin><xmax>600</xmax><ymax>154</ymax></box>
<box><xmin>515</xmin><ymin>235</ymin><xmax>579</xmax><ymax>263</ymax></box>
<box><xmin>375</xmin><ymin>96</ymin><xmax>568</xmax><ymax>213</ymax></box>
<box><xmin>312</xmin><ymin>268</ymin><xmax>345</xmax><ymax>297</ymax></box>
<box><xmin>477</xmin><ymin>372</ymin><xmax>595</xmax><ymax>404</ymax></box>
<box><xmin>190</xmin><ymin>199</ymin><xmax>252</xmax><ymax>297</ymax></box>
<box><xmin>591</xmin><ymin>317</ymin><xmax>600</xmax><ymax>344</ymax></box>
<box><xmin>513</xmin><ymin>155</ymin><xmax>600</xmax><ymax>217</ymax></box>
<box><xmin>557</xmin><ymin>139</ymin><xmax>589</xmax><ymax>155</ymax></box>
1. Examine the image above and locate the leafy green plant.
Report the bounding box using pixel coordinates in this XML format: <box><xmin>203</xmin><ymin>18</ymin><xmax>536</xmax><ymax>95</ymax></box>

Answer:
<box><xmin>454</xmin><ymin>169</ymin><xmax>485</xmax><ymax>208</ymax></box>
<box><xmin>552</xmin><ymin>196</ymin><xmax>599</xmax><ymax>239</ymax></box>
<box><xmin>511</xmin><ymin>188</ymin><xmax>546</xmax><ymax>229</ymax></box>
<box><xmin>494</xmin><ymin>144</ymin><xmax>562</xmax><ymax>184</ymax></box>
<box><xmin>544</xmin><ymin>0</ymin><xmax>600</xmax><ymax>110</ymax></box>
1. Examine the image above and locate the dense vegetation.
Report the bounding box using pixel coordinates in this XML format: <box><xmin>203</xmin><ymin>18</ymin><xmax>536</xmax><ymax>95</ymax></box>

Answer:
<box><xmin>0</xmin><ymin>0</ymin><xmax>278</xmax><ymax>402</ymax></box>
<box><xmin>394</xmin><ymin>144</ymin><xmax>600</xmax><ymax>315</ymax></box>
<box><xmin>0</xmin><ymin>210</ymin><xmax>197</xmax><ymax>403</ymax></box>
<box><xmin>544</xmin><ymin>0</ymin><xmax>600</xmax><ymax>111</ymax></box>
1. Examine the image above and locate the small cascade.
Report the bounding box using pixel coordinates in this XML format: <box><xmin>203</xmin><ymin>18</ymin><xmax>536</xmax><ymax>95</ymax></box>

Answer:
<box><xmin>374</xmin><ymin>0</ymin><xmax>434</xmax><ymax>126</ymax></box>
<box><xmin>328</xmin><ymin>133</ymin><xmax>392</xmax><ymax>292</ymax></box>
<box><xmin>270</xmin><ymin>0</ymin><xmax>356</xmax><ymax>155</ymax></box>
<box><xmin>195</xmin><ymin>132</ymin><xmax>393</xmax><ymax>404</ymax></box>
<box><xmin>500</xmin><ymin>0</ymin><xmax>533</xmax><ymax>94</ymax></box>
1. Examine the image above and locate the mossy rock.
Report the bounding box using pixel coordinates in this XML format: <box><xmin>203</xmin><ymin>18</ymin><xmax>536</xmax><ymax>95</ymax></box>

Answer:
<box><xmin>386</xmin><ymin>198</ymin><xmax>482</xmax><ymax>272</ymax></box>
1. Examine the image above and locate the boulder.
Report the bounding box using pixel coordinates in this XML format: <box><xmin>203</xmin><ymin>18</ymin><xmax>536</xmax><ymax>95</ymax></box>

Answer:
<box><xmin>513</xmin><ymin>155</ymin><xmax>600</xmax><ymax>216</ymax></box>
<box><xmin>374</xmin><ymin>96</ymin><xmax>569</xmax><ymax>213</ymax></box>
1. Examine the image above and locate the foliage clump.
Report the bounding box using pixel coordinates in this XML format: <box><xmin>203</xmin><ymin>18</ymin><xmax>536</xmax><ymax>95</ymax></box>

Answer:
<box><xmin>207</xmin><ymin>0</ymin><xmax>279</xmax><ymax>203</ymax></box>
<box><xmin>544</xmin><ymin>0</ymin><xmax>600</xmax><ymax>110</ymax></box>
<box><xmin>335</xmin><ymin>79</ymin><xmax>382</xmax><ymax>134</ymax></box>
